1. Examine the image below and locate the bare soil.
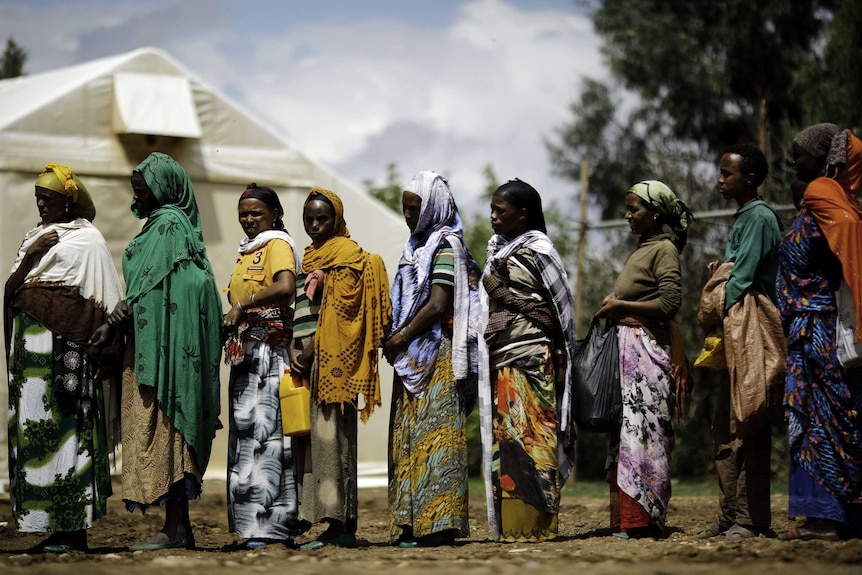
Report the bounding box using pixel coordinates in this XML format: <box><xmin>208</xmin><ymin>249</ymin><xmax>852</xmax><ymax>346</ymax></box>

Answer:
<box><xmin>2</xmin><ymin>480</ymin><xmax>861</xmax><ymax>575</ymax></box>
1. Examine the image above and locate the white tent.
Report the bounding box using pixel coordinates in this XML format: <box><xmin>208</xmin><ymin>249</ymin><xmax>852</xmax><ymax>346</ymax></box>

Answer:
<box><xmin>0</xmin><ymin>47</ymin><xmax>407</xmax><ymax>488</ymax></box>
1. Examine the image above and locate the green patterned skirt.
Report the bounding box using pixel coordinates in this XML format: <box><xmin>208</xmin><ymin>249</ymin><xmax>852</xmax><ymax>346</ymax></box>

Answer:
<box><xmin>6</xmin><ymin>312</ymin><xmax>111</xmax><ymax>532</ymax></box>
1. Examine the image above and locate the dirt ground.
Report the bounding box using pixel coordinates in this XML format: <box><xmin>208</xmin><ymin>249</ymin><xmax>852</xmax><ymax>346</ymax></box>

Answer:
<box><xmin>1</xmin><ymin>479</ymin><xmax>861</xmax><ymax>575</ymax></box>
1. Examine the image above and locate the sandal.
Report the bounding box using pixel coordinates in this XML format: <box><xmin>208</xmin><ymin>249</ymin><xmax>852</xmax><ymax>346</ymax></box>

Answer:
<box><xmin>724</xmin><ymin>523</ymin><xmax>757</xmax><ymax>541</ymax></box>
<box><xmin>390</xmin><ymin>527</ymin><xmax>414</xmax><ymax>546</ymax></box>
<box><xmin>779</xmin><ymin>525</ymin><xmax>839</xmax><ymax>541</ymax></box>
<box><xmin>300</xmin><ymin>532</ymin><xmax>357</xmax><ymax>549</ymax></box>
<box><xmin>38</xmin><ymin>530</ymin><xmax>88</xmax><ymax>554</ymax></box>
<box><xmin>626</xmin><ymin>526</ymin><xmax>665</xmax><ymax>539</ymax></box>
<box><xmin>696</xmin><ymin>521</ymin><xmax>729</xmax><ymax>539</ymax></box>
<box><xmin>398</xmin><ymin>529</ymin><xmax>456</xmax><ymax>548</ymax></box>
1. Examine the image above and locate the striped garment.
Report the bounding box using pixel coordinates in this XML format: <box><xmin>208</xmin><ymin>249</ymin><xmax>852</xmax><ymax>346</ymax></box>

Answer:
<box><xmin>293</xmin><ymin>273</ymin><xmax>320</xmax><ymax>340</ymax></box>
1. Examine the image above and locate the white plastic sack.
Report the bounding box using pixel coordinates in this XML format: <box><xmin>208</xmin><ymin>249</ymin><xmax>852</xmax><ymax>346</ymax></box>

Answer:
<box><xmin>835</xmin><ymin>280</ymin><xmax>862</xmax><ymax>368</ymax></box>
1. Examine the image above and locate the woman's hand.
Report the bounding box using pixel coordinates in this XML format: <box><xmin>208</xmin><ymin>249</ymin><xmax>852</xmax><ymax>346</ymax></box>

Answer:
<box><xmin>5</xmin><ymin>231</ymin><xmax>62</xmax><ymax>297</ymax></box>
<box><xmin>383</xmin><ymin>335</ymin><xmax>405</xmax><ymax>364</ymax></box>
<box><xmin>107</xmin><ymin>301</ymin><xmax>130</xmax><ymax>327</ymax></box>
<box><xmin>224</xmin><ymin>305</ymin><xmax>242</xmax><ymax>327</ymax></box>
<box><xmin>597</xmin><ymin>293</ymin><xmax>625</xmax><ymax>320</ymax></box>
<box><xmin>27</xmin><ymin>231</ymin><xmax>59</xmax><ymax>257</ymax></box>
<box><xmin>289</xmin><ymin>343</ymin><xmax>313</xmax><ymax>377</ymax></box>
<box><xmin>89</xmin><ymin>323</ymin><xmax>114</xmax><ymax>347</ymax></box>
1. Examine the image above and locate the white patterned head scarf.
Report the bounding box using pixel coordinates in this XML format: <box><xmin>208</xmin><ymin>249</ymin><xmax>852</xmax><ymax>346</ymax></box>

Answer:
<box><xmin>390</xmin><ymin>171</ymin><xmax>480</xmax><ymax>397</ymax></box>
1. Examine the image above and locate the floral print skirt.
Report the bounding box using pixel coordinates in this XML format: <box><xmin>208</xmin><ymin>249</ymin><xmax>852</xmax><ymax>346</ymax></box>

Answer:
<box><xmin>7</xmin><ymin>312</ymin><xmax>111</xmax><ymax>533</ymax></box>
<box><xmin>608</xmin><ymin>326</ymin><xmax>674</xmax><ymax>529</ymax></box>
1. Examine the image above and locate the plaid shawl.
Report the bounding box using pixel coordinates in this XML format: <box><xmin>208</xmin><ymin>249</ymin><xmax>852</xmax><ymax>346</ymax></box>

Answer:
<box><xmin>478</xmin><ymin>230</ymin><xmax>577</xmax><ymax>540</ymax></box>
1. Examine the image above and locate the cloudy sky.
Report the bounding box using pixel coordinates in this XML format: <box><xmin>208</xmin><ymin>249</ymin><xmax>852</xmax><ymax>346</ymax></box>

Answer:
<box><xmin>0</xmin><ymin>0</ymin><xmax>606</xmax><ymax>215</ymax></box>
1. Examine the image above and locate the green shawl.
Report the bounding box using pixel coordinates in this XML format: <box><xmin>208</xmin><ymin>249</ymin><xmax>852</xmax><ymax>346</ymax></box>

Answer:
<box><xmin>123</xmin><ymin>152</ymin><xmax>222</xmax><ymax>474</ymax></box>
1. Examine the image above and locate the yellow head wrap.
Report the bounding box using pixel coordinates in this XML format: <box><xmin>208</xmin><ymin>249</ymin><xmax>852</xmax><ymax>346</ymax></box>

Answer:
<box><xmin>305</xmin><ymin>186</ymin><xmax>350</xmax><ymax>238</ymax></box>
<box><xmin>35</xmin><ymin>163</ymin><xmax>96</xmax><ymax>221</ymax></box>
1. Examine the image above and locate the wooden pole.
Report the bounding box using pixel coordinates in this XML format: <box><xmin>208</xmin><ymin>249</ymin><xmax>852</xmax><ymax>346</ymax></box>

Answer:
<box><xmin>574</xmin><ymin>158</ymin><xmax>589</xmax><ymax>338</ymax></box>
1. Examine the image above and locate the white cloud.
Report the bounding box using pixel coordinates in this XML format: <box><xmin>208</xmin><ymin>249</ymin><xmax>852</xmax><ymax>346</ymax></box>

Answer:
<box><xmin>235</xmin><ymin>0</ymin><xmax>605</xmax><ymax>211</ymax></box>
<box><xmin>0</xmin><ymin>0</ymin><xmax>606</xmax><ymax>213</ymax></box>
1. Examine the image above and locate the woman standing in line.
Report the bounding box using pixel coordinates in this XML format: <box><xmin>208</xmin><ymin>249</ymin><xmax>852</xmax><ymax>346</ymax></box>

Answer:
<box><xmin>102</xmin><ymin>152</ymin><xmax>223</xmax><ymax>551</ymax></box>
<box><xmin>289</xmin><ymin>187</ymin><xmax>392</xmax><ymax>549</ymax></box>
<box><xmin>223</xmin><ymin>184</ymin><xmax>307</xmax><ymax>549</ymax></box>
<box><xmin>384</xmin><ymin>171</ymin><xmax>481</xmax><ymax>548</ymax></box>
<box><xmin>6</xmin><ymin>163</ymin><xmax>124</xmax><ymax>553</ymax></box>
<box><xmin>597</xmin><ymin>180</ymin><xmax>691</xmax><ymax>539</ymax></box>
<box><xmin>478</xmin><ymin>179</ymin><xmax>578</xmax><ymax>542</ymax></box>
<box><xmin>776</xmin><ymin>124</ymin><xmax>862</xmax><ymax>540</ymax></box>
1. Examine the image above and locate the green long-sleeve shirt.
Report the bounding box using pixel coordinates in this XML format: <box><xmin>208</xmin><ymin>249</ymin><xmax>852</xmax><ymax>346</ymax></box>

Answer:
<box><xmin>613</xmin><ymin>233</ymin><xmax>682</xmax><ymax>317</ymax></box>
<box><xmin>724</xmin><ymin>199</ymin><xmax>782</xmax><ymax>312</ymax></box>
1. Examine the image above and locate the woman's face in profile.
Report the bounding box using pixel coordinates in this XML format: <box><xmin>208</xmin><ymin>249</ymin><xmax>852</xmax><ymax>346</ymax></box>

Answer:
<box><xmin>624</xmin><ymin>193</ymin><xmax>660</xmax><ymax>237</ymax></box>
<box><xmin>35</xmin><ymin>186</ymin><xmax>69</xmax><ymax>225</ymax></box>
<box><xmin>401</xmin><ymin>191</ymin><xmax>422</xmax><ymax>234</ymax></box>
<box><xmin>304</xmin><ymin>198</ymin><xmax>337</xmax><ymax>247</ymax></box>
<box><xmin>490</xmin><ymin>194</ymin><xmax>526</xmax><ymax>239</ymax></box>
<box><xmin>131</xmin><ymin>172</ymin><xmax>159</xmax><ymax>215</ymax></box>
<box><xmin>791</xmin><ymin>142</ymin><xmax>823</xmax><ymax>184</ymax></box>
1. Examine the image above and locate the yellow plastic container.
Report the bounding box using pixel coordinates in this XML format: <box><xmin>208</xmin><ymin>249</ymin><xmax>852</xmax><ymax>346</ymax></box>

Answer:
<box><xmin>279</xmin><ymin>371</ymin><xmax>311</xmax><ymax>436</ymax></box>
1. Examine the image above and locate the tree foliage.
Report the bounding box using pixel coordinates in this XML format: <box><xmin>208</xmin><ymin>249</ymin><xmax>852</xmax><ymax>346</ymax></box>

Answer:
<box><xmin>594</xmin><ymin>0</ymin><xmax>833</xmax><ymax>177</ymax></box>
<box><xmin>363</xmin><ymin>162</ymin><xmax>403</xmax><ymax>214</ymax></box>
<box><xmin>0</xmin><ymin>37</ymin><xmax>26</xmax><ymax>79</ymax></box>
<box><xmin>547</xmin><ymin>78</ymin><xmax>650</xmax><ymax>220</ymax></box>
<box><xmin>795</xmin><ymin>0</ymin><xmax>862</xmax><ymax>131</ymax></box>
<box><xmin>461</xmin><ymin>164</ymin><xmax>499</xmax><ymax>269</ymax></box>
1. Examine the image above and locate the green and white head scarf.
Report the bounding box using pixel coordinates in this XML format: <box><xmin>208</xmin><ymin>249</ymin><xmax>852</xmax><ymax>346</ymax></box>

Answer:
<box><xmin>628</xmin><ymin>180</ymin><xmax>693</xmax><ymax>248</ymax></box>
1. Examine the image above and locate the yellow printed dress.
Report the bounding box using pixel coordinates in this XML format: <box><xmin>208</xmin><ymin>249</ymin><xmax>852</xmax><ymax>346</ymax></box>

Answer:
<box><xmin>388</xmin><ymin>246</ymin><xmax>469</xmax><ymax>541</ymax></box>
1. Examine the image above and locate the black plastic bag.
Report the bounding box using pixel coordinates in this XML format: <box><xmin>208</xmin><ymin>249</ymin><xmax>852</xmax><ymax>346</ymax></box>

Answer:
<box><xmin>571</xmin><ymin>317</ymin><xmax>622</xmax><ymax>433</ymax></box>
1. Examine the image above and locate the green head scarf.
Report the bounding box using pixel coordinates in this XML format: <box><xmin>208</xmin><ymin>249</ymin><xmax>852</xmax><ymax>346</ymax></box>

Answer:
<box><xmin>132</xmin><ymin>152</ymin><xmax>202</xmax><ymax>233</ymax></box>
<box><xmin>628</xmin><ymin>180</ymin><xmax>693</xmax><ymax>250</ymax></box>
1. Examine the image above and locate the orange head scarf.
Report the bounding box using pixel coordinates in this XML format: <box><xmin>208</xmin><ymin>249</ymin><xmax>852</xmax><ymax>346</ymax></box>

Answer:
<box><xmin>804</xmin><ymin>129</ymin><xmax>862</xmax><ymax>342</ymax></box>
<box><xmin>300</xmin><ymin>187</ymin><xmax>392</xmax><ymax>421</ymax></box>
<box><xmin>304</xmin><ymin>186</ymin><xmax>350</xmax><ymax>238</ymax></box>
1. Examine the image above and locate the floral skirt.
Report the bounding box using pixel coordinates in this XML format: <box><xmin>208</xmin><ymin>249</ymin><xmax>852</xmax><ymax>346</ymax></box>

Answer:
<box><xmin>7</xmin><ymin>312</ymin><xmax>111</xmax><ymax>532</ymax></box>
<box><xmin>608</xmin><ymin>326</ymin><xmax>674</xmax><ymax>529</ymax></box>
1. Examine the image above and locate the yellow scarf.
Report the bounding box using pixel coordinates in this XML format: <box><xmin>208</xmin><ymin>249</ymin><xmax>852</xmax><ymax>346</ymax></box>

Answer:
<box><xmin>301</xmin><ymin>194</ymin><xmax>392</xmax><ymax>421</ymax></box>
<box><xmin>34</xmin><ymin>162</ymin><xmax>96</xmax><ymax>221</ymax></box>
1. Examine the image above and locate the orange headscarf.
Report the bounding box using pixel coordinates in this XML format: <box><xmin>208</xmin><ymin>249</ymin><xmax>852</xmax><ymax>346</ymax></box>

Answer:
<box><xmin>804</xmin><ymin>129</ymin><xmax>862</xmax><ymax>343</ymax></box>
<box><xmin>300</xmin><ymin>188</ymin><xmax>392</xmax><ymax>421</ymax></box>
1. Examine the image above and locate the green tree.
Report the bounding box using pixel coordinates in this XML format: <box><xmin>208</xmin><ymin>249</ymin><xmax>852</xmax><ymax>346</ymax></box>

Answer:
<box><xmin>461</xmin><ymin>164</ymin><xmax>499</xmax><ymax>269</ymax></box>
<box><xmin>795</xmin><ymin>0</ymin><xmax>862</xmax><ymax>131</ymax></box>
<box><xmin>547</xmin><ymin>78</ymin><xmax>650</xmax><ymax>220</ymax></box>
<box><xmin>0</xmin><ymin>37</ymin><xmax>26</xmax><ymax>79</ymax></box>
<box><xmin>592</xmin><ymin>0</ymin><xmax>834</xmax><ymax>199</ymax></box>
<box><xmin>363</xmin><ymin>162</ymin><xmax>403</xmax><ymax>213</ymax></box>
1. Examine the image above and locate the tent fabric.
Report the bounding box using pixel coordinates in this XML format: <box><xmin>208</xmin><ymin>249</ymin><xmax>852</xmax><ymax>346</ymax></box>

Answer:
<box><xmin>0</xmin><ymin>47</ymin><xmax>406</xmax><ymax>486</ymax></box>
<box><xmin>113</xmin><ymin>72</ymin><xmax>202</xmax><ymax>138</ymax></box>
